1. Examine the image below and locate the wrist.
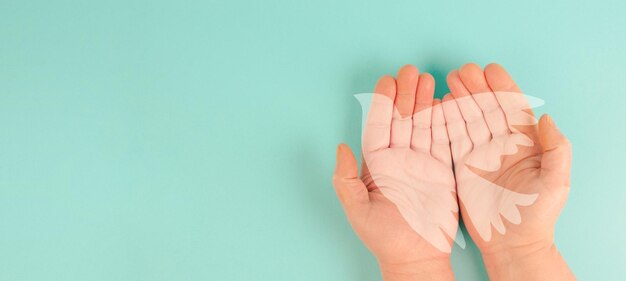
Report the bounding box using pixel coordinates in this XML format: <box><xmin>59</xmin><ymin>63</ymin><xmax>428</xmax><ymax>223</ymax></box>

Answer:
<box><xmin>379</xmin><ymin>258</ymin><xmax>454</xmax><ymax>281</ymax></box>
<box><xmin>481</xmin><ymin>243</ymin><xmax>575</xmax><ymax>281</ymax></box>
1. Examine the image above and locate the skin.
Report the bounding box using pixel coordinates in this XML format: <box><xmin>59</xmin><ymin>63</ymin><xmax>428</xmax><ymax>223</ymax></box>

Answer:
<box><xmin>333</xmin><ymin>65</ymin><xmax>456</xmax><ymax>280</ymax></box>
<box><xmin>444</xmin><ymin>63</ymin><xmax>575</xmax><ymax>281</ymax></box>
<box><xmin>332</xmin><ymin>63</ymin><xmax>574</xmax><ymax>281</ymax></box>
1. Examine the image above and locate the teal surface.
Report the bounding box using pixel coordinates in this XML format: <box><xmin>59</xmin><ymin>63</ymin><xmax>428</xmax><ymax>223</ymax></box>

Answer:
<box><xmin>1</xmin><ymin>0</ymin><xmax>625</xmax><ymax>280</ymax></box>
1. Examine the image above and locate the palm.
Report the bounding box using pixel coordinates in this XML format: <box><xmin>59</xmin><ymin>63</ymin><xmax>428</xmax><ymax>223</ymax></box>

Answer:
<box><xmin>365</xmin><ymin>148</ymin><xmax>454</xmax><ymax>190</ymax></box>
<box><xmin>354</xmin><ymin>188</ymin><xmax>446</xmax><ymax>264</ymax></box>
<box><xmin>442</xmin><ymin>64</ymin><xmax>571</xmax><ymax>253</ymax></box>
<box><xmin>356</xmin><ymin>148</ymin><xmax>456</xmax><ymax>262</ymax></box>
<box><xmin>333</xmin><ymin>63</ymin><xmax>572</xmax><ymax>279</ymax></box>
<box><xmin>333</xmin><ymin>66</ymin><xmax>459</xmax><ymax>265</ymax></box>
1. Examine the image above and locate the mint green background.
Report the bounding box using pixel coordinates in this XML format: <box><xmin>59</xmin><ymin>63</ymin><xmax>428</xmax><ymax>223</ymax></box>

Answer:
<box><xmin>1</xmin><ymin>0</ymin><xmax>625</xmax><ymax>280</ymax></box>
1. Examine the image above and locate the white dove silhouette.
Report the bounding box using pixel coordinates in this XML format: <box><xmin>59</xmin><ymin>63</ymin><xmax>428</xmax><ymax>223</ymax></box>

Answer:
<box><xmin>356</xmin><ymin>91</ymin><xmax>545</xmax><ymax>248</ymax></box>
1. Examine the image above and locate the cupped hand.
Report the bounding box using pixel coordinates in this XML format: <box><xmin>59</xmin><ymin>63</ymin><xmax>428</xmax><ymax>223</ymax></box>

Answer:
<box><xmin>441</xmin><ymin>63</ymin><xmax>574</xmax><ymax>280</ymax></box>
<box><xmin>333</xmin><ymin>65</ymin><xmax>458</xmax><ymax>280</ymax></box>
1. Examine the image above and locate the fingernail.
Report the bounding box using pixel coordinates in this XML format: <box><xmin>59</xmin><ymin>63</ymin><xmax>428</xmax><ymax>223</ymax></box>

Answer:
<box><xmin>545</xmin><ymin>115</ymin><xmax>554</xmax><ymax>126</ymax></box>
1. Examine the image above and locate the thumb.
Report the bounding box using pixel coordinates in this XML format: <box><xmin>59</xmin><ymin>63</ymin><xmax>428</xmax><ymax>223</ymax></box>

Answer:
<box><xmin>332</xmin><ymin>144</ymin><xmax>369</xmax><ymax>209</ymax></box>
<box><xmin>538</xmin><ymin>114</ymin><xmax>572</xmax><ymax>186</ymax></box>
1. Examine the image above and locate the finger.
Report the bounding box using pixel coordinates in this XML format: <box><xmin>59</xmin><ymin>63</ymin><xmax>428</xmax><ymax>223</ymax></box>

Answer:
<box><xmin>431</xmin><ymin>99</ymin><xmax>452</xmax><ymax>167</ymax></box>
<box><xmin>390</xmin><ymin>65</ymin><xmax>418</xmax><ymax>148</ymax></box>
<box><xmin>458</xmin><ymin>63</ymin><xmax>509</xmax><ymax>137</ymax></box>
<box><xmin>484</xmin><ymin>63</ymin><xmax>529</xmax><ymax>113</ymax></box>
<box><xmin>447</xmin><ymin>70</ymin><xmax>491</xmax><ymax>145</ymax></box>
<box><xmin>395</xmin><ymin>65</ymin><xmax>419</xmax><ymax>117</ymax></box>
<box><xmin>484</xmin><ymin>63</ymin><xmax>538</xmax><ymax>137</ymax></box>
<box><xmin>363</xmin><ymin>76</ymin><xmax>396</xmax><ymax>152</ymax></box>
<box><xmin>411</xmin><ymin>73</ymin><xmax>435</xmax><ymax>152</ymax></box>
<box><xmin>332</xmin><ymin>144</ymin><xmax>370</xmax><ymax>209</ymax></box>
<box><xmin>484</xmin><ymin>63</ymin><xmax>522</xmax><ymax>93</ymax></box>
<box><xmin>442</xmin><ymin>94</ymin><xmax>472</xmax><ymax>163</ymax></box>
<box><xmin>538</xmin><ymin>115</ymin><xmax>572</xmax><ymax>187</ymax></box>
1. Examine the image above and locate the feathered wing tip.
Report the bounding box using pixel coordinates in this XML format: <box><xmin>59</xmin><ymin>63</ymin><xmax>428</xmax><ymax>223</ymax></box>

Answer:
<box><xmin>461</xmin><ymin>92</ymin><xmax>541</xmax><ymax>241</ymax></box>
<box><xmin>378</xmin><ymin>181</ymin><xmax>459</xmax><ymax>253</ymax></box>
<box><xmin>354</xmin><ymin>92</ymin><xmax>546</xmax><ymax>247</ymax></box>
<box><xmin>465</xmin><ymin>133</ymin><xmax>535</xmax><ymax>172</ymax></box>
<box><xmin>454</xmin><ymin>227</ymin><xmax>467</xmax><ymax>249</ymax></box>
<box><xmin>459</xmin><ymin>172</ymin><xmax>538</xmax><ymax>242</ymax></box>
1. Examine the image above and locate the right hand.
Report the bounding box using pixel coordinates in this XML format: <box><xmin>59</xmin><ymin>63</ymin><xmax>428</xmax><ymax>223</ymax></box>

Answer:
<box><xmin>442</xmin><ymin>63</ymin><xmax>574</xmax><ymax>280</ymax></box>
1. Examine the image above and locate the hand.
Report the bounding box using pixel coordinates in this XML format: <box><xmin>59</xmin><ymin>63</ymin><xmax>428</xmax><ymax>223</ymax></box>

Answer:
<box><xmin>333</xmin><ymin>65</ymin><xmax>457</xmax><ymax>280</ymax></box>
<box><xmin>441</xmin><ymin>63</ymin><xmax>574</xmax><ymax>280</ymax></box>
